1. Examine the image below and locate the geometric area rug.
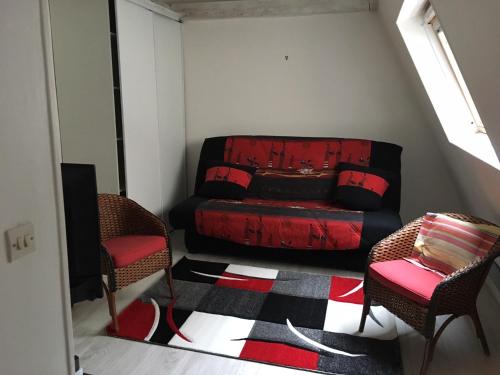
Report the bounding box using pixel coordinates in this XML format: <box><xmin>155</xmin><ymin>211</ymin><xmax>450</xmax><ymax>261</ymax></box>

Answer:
<box><xmin>107</xmin><ymin>257</ymin><xmax>402</xmax><ymax>374</ymax></box>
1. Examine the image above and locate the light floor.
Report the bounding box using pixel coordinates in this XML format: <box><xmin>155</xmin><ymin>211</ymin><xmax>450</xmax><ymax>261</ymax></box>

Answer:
<box><xmin>73</xmin><ymin>231</ymin><xmax>500</xmax><ymax>375</ymax></box>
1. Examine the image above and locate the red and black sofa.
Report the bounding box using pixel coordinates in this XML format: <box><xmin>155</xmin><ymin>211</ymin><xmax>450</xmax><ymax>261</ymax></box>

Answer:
<box><xmin>170</xmin><ymin>136</ymin><xmax>403</xmax><ymax>266</ymax></box>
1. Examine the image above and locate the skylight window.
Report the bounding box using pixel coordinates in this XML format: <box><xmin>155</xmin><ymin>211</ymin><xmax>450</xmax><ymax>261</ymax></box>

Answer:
<box><xmin>424</xmin><ymin>5</ymin><xmax>486</xmax><ymax>135</ymax></box>
<box><xmin>397</xmin><ymin>0</ymin><xmax>499</xmax><ymax>170</ymax></box>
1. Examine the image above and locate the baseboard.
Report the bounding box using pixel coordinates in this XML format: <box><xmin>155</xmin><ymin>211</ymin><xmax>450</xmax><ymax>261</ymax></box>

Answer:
<box><xmin>74</xmin><ymin>355</ymin><xmax>83</xmax><ymax>375</ymax></box>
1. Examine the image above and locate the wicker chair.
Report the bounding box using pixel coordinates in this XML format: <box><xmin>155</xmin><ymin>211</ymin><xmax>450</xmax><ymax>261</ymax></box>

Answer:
<box><xmin>98</xmin><ymin>193</ymin><xmax>174</xmax><ymax>332</ymax></box>
<box><xmin>358</xmin><ymin>213</ymin><xmax>499</xmax><ymax>375</ymax></box>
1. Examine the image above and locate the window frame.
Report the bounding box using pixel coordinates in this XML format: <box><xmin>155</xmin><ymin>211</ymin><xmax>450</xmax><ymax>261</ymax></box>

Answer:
<box><xmin>397</xmin><ymin>0</ymin><xmax>499</xmax><ymax>170</ymax></box>
<box><xmin>423</xmin><ymin>4</ymin><xmax>486</xmax><ymax>134</ymax></box>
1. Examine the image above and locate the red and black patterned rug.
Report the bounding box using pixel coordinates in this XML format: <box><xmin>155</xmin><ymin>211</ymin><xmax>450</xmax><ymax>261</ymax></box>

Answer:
<box><xmin>108</xmin><ymin>257</ymin><xmax>402</xmax><ymax>374</ymax></box>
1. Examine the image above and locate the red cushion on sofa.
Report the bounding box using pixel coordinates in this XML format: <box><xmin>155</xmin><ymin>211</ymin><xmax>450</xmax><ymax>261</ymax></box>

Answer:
<box><xmin>368</xmin><ymin>259</ymin><xmax>444</xmax><ymax>306</ymax></box>
<box><xmin>103</xmin><ymin>235</ymin><xmax>166</xmax><ymax>268</ymax></box>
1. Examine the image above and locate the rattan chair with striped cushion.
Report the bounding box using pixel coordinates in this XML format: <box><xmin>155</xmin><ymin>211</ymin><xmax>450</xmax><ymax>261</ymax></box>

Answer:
<box><xmin>358</xmin><ymin>213</ymin><xmax>500</xmax><ymax>375</ymax></box>
<box><xmin>98</xmin><ymin>193</ymin><xmax>175</xmax><ymax>333</ymax></box>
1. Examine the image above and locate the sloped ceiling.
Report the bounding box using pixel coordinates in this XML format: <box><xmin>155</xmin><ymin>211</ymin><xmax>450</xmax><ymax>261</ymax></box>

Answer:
<box><xmin>377</xmin><ymin>0</ymin><xmax>500</xmax><ymax>225</ymax></box>
<box><xmin>153</xmin><ymin>0</ymin><xmax>377</xmax><ymax>19</ymax></box>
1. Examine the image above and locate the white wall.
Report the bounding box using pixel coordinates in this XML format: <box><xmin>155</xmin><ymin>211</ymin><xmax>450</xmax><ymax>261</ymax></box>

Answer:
<box><xmin>182</xmin><ymin>12</ymin><xmax>464</xmax><ymax>222</ymax></box>
<box><xmin>0</xmin><ymin>1</ymin><xmax>73</xmax><ymax>374</ymax></box>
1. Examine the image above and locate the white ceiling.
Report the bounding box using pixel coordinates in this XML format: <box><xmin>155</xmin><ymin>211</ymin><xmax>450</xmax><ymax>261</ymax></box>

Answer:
<box><xmin>153</xmin><ymin>0</ymin><xmax>377</xmax><ymax>20</ymax></box>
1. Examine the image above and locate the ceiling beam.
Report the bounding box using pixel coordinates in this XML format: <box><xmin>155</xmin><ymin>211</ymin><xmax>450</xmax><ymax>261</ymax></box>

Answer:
<box><xmin>153</xmin><ymin>0</ymin><xmax>373</xmax><ymax>19</ymax></box>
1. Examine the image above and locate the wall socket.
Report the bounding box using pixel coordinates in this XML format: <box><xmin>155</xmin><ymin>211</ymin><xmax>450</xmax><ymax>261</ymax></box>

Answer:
<box><xmin>5</xmin><ymin>222</ymin><xmax>36</xmax><ymax>262</ymax></box>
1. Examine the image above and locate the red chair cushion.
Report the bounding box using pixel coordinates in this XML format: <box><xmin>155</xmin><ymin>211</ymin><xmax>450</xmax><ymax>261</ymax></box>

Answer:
<box><xmin>368</xmin><ymin>259</ymin><xmax>445</xmax><ymax>306</ymax></box>
<box><xmin>103</xmin><ymin>235</ymin><xmax>166</xmax><ymax>268</ymax></box>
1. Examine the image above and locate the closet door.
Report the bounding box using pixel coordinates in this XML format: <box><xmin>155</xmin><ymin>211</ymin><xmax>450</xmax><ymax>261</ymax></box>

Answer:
<box><xmin>116</xmin><ymin>0</ymin><xmax>162</xmax><ymax>213</ymax></box>
<box><xmin>153</xmin><ymin>14</ymin><xmax>187</xmax><ymax>214</ymax></box>
<box><xmin>49</xmin><ymin>0</ymin><xmax>119</xmax><ymax>194</ymax></box>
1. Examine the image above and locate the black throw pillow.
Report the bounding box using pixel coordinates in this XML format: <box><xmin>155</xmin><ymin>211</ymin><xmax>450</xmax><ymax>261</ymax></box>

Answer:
<box><xmin>198</xmin><ymin>161</ymin><xmax>256</xmax><ymax>200</ymax></box>
<box><xmin>334</xmin><ymin>163</ymin><xmax>391</xmax><ymax>211</ymax></box>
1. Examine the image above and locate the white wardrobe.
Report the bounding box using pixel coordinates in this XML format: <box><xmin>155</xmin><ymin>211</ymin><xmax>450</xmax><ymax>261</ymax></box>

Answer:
<box><xmin>116</xmin><ymin>0</ymin><xmax>186</xmax><ymax>216</ymax></box>
<box><xmin>51</xmin><ymin>0</ymin><xmax>186</xmax><ymax>218</ymax></box>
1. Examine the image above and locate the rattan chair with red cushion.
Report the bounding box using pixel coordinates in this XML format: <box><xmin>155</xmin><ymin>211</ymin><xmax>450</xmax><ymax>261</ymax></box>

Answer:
<box><xmin>98</xmin><ymin>193</ymin><xmax>174</xmax><ymax>332</ymax></box>
<box><xmin>358</xmin><ymin>213</ymin><xmax>500</xmax><ymax>375</ymax></box>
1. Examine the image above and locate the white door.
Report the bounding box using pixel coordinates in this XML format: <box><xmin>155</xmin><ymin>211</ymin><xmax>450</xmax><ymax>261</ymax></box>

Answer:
<box><xmin>153</xmin><ymin>13</ymin><xmax>187</xmax><ymax>216</ymax></box>
<box><xmin>116</xmin><ymin>0</ymin><xmax>162</xmax><ymax>213</ymax></box>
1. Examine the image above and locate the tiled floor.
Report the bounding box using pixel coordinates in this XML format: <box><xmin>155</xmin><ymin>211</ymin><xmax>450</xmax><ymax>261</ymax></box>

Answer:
<box><xmin>73</xmin><ymin>231</ymin><xmax>500</xmax><ymax>374</ymax></box>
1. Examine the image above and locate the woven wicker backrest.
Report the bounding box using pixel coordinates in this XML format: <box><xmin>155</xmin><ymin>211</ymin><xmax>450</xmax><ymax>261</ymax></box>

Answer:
<box><xmin>98</xmin><ymin>193</ymin><xmax>168</xmax><ymax>243</ymax></box>
<box><xmin>98</xmin><ymin>194</ymin><xmax>135</xmax><ymax>241</ymax></box>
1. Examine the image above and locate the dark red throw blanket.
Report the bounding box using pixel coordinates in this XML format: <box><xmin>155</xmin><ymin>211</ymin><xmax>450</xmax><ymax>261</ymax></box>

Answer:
<box><xmin>221</xmin><ymin>136</ymin><xmax>373</xmax><ymax>201</ymax></box>
<box><xmin>195</xmin><ymin>199</ymin><xmax>363</xmax><ymax>251</ymax></box>
<box><xmin>224</xmin><ymin>136</ymin><xmax>372</xmax><ymax>170</ymax></box>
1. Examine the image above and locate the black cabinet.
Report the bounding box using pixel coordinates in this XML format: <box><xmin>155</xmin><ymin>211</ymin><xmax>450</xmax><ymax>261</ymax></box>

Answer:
<box><xmin>61</xmin><ymin>163</ymin><xmax>103</xmax><ymax>304</ymax></box>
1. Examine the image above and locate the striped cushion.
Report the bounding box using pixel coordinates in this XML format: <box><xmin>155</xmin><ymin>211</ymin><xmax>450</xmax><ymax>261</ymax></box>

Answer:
<box><xmin>410</xmin><ymin>213</ymin><xmax>499</xmax><ymax>275</ymax></box>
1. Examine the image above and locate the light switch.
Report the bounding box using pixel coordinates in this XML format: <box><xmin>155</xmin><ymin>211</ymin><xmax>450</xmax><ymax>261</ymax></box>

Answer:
<box><xmin>5</xmin><ymin>222</ymin><xmax>36</xmax><ymax>262</ymax></box>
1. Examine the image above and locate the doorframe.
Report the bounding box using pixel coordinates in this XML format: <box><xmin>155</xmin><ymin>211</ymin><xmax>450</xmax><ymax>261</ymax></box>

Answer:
<box><xmin>40</xmin><ymin>0</ymin><xmax>75</xmax><ymax>373</ymax></box>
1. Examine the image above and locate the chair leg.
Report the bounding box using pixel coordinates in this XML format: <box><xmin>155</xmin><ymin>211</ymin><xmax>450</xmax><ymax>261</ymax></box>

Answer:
<box><xmin>358</xmin><ymin>295</ymin><xmax>371</xmax><ymax>332</ymax></box>
<box><xmin>165</xmin><ymin>267</ymin><xmax>176</xmax><ymax>299</ymax></box>
<box><xmin>419</xmin><ymin>338</ymin><xmax>433</xmax><ymax>375</ymax></box>
<box><xmin>102</xmin><ymin>281</ymin><xmax>119</xmax><ymax>333</ymax></box>
<box><xmin>471</xmin><ymin>308</ymin><xmax>490</xmax><ymax>356</ymax></box>
<box><xmin>419</xmin><ymin>314</ymin><xmax>457</xmax><ymax>373</ymax></box>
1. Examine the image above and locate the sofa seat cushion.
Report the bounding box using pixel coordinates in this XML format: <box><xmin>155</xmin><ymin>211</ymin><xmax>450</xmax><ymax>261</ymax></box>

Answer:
<box><xmin>194</xmin><ymin>198</ymin><xmax>365</xmax><ymax>251</ymax></box>
<box><xmin>368</xmin><ymin>259</ymin><xmax>445</xmax><ymax>306</ymax></box>
<box><xmin>169</xmin><ymin>197</ymin><xmax>402</xmax><ymax>251</ymax></box>
<box><xmin>103</xmin><ymin>235</ymin><xmax>166</xmax><ymax>268</ymax></box>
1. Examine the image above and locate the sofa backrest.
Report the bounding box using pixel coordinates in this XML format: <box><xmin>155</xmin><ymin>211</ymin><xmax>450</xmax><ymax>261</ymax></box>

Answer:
<box><xmin>195</xmin><ymin>135</ymin><xmax>402</xmax><ymax>212</ymax></box>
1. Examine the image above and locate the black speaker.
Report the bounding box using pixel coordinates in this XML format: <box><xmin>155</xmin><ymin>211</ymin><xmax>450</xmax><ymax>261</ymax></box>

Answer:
<box><xmin>61</xmin><ymin>163</ymin><xmax>103</xmax><ymax>304</ymax></box>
